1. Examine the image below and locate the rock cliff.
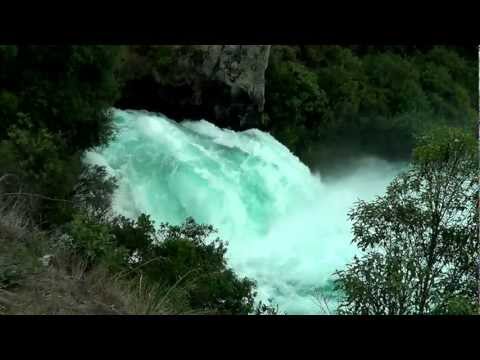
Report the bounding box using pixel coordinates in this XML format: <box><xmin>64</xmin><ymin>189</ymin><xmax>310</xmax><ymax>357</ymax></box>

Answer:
<box><xmin>117</xmin><ymin>45</ymin><xmax>271</xmax><ymax>129</ymax></box>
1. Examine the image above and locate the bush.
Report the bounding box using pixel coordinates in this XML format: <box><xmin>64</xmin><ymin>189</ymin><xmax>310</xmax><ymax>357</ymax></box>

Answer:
<box><xmin>0</xmin><ymin>117</ymin><xmax>83</xmax><ymax>225</ymax></box>
<box><xmin>55</xmin><ymin>212</ymin><xmax>263</xmax><ymax>314</ymax></box>
<box><xmin>266</xmin><ymin>49</ymin><xmax>330</xmax><ymax>152</ymax></box>
<box><xmin>62</xmin><ymin>213</ymin><xmax>129</xmax><ymax>272</ymax></box>
<box><xmin>110</xmin><ymin>216</ymin><xmax>258</xmax><ymax>314</ymax></box>
<box><xmin>0</xmin><ymin>262</ymin><xmax>22</xmax><ymax>290</ymax></box>
<box><xmin>432</xmin><ymin>296</ymin><xmax>477</xmax><ymax>315</ymax></box>
<box><xmin>73</xmin><ymin>164</ymin><xmax>118</xmax><ymax>221</ymax></box>
<box><xmin>11</xmin><ymin>46</ymin><xmax>121</xmax><ymax>152</ymax></box>
<box><xmin>0</xmin><ymin>46</ymin><xmax>122</xmax><ymax>227</ymax></box>
<box><xmin>0</xmin><ymin>90</ymin><xmax>19</xmax><ymax>137</ymax></box>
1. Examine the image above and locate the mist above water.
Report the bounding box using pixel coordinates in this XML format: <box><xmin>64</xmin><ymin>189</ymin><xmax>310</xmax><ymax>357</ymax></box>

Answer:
<box><xmin>85</xmin><ymin>109</ymin><xmax>407</xmax><ymax>314</ymax></box>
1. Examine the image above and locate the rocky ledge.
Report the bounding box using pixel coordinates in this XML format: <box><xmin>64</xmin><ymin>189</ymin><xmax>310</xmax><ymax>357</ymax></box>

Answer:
<box><xmin>116</xmin><ymin>45</ymin><xmax>271</xmax><ymax>130</ymax></box>
<box><xmin>117</xmin><ymin>45</ymin><xmax>270</xmax><ymax>130</ymax></box>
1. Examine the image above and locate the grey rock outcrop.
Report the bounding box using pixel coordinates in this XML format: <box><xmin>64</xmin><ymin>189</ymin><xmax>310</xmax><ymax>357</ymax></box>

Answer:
<box><xmin>118</xmin><ymin>45</ymin><xmax>271</xmax><ymax>129</ymax></box>
<box><xmin>196</xmin><ymin>45</ymin><xmax>270</xmax><ymax>111</ymax></box>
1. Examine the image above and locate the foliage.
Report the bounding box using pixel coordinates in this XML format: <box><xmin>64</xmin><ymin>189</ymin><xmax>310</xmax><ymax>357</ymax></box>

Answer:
<box><xmin>8</xmin><ymin>46</ymin><xmax>121</xmax><ymax>152</ymax></box>
<box><xmin>62</xmin><ymin>213</ymin><xmax>129</xmax><ymax>272</ymax></box>
<box><xmin>58</xmin><ymin>213</ymin><xmax>266</xmax><ymax>314</ymax></box>
<box><xmin>72</xmin><ymin>164</ymin><xmax>118</xmax><ymax>221</ymax></box>
<box><xmin>0</xmin><ymin>46</ymin><xmax>121</xmax><ymax>227</ymax></box>
<box><xmin>0</xmin><ymin>90</ymin><xmax>19</xmax><ymax>126</ymax></box>
<box><xmin>254</xmin><ymin>299</ymin><xmax>280</xmax><ymax>315</ymax></box>
<box><xmin>334</xmin><ymin>128</ymin><xmax>479</xmax><ymax>314</ymax></box>
<box><xmin>109</xmin><ymin>216</ymin><xmax>259</xmax><ymax>314</ymax></box>
<box><xmin>266</xmin><ymin>49</ymin><xmax>330</xmax><ymax>151</ymax></box>
<box><xmin>1</xmin><ymin>117</ymin><xmax>70</xmax><ymax>186</ymax></box>
<box><xmin>265</xmin><ymin>45</ymin><xmax>477</xmax><ymax>163</ymax></box>
<box><xmin>0</xmin><ymin>117</ymin><xmax>82</xmax><ymax>224</ymax></box>
<box><xmin>1</xmin><ymin>45</ymin><xmax>476</xmax><ymax>315</ymax></box>
<box><xmin>110</xmin><ymin>214</ymin><xmax>157</xmax><ymax>256</ymax></box>
<box><xmin>0</xmin><ymin>262</ymin><xmax>22</xmax><ymax>290</ymax></box>
<box><xmin>118</xmin><ymin>45</ymin><xmax>177</xmax><ymax>86</ymax></box>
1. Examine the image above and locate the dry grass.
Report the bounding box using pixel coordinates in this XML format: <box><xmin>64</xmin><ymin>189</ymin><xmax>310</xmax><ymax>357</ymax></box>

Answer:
<box><xmin>3</xmin><ymin>263</ymin><xmax>174</xmax><ymax>315</ymax></box>
<box><xmin>0</xmin><ymin>197</ymin><xmax>34</xmax><ymax>244</ymax></box>
<box><xmin>0</xmin><ymin>196</ymin><xmax>194</xmax><ymax>315</ymax></box>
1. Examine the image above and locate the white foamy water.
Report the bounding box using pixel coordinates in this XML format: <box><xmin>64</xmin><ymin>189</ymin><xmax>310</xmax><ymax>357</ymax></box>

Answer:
<box><xmin>85</xmin><ymin>109</ymin><xmax>406</xmax><ymax>314</ymax></box>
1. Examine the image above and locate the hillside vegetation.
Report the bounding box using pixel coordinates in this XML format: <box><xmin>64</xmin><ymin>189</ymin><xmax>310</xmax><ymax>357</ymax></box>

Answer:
<box><xmin>0</xmin><ymin>45</ymin><xmax>477</xmax><ymax>315</ymax></box>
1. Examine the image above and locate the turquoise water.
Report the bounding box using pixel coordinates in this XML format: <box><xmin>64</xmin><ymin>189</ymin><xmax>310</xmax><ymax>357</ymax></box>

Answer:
<box><xmin>85</xmin><ymin>109</ymin><xmax>404</xmax><ymax>314</ymax></box>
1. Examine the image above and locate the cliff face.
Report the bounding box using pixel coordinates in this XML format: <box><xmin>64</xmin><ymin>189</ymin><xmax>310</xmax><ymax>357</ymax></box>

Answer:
<box><xmin>117</xmin><ymin>45</ymin><xmax>271</xmax><ymax>129</ymax></box>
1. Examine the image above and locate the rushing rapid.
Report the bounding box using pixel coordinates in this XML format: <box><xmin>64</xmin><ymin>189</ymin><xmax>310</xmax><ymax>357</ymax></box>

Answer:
<box><xmin>85</xmin><ymin>109</ymin><xmax>404</xmax><ymax>314</ymax></box>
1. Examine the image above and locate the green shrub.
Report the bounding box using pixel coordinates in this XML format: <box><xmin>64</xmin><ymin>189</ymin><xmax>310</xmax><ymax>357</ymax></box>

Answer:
<box><xmin>63</xmin><ymin>213</ymin><xmax>129</xmax><ymax>272</ymax></box>
<box><xmin>109</xmin><ymin>215</ymin><xmax>259</xmax><ymax>314</ymax></box>
<box><xmin>266</xmin><ymin>51</ymin><xmax>331</xmax><ymax>152</ymax></box>
<box><xmin>1</xmin><ymin>45</ymin><xmax>121</xmax><ymax>152</ymax></box>
<box><xmin>432</xmin><ymin>296</ymin><xmax>477</xmax><ymax>315</ymax></box>
<box><xmin>0</xmin><ymin>46</ymin><xmax>122</xmax><ymax>227</ymax></box>
<box><xmin>0</xmin><ymin>90</ymin><xmax>19</xmax><ymax>136</ymax></box>
<box><xmin>0</xmin><ymin>117</ymin><xmax>82</xmax><ymax>224</ymax></box>
<box><xmin>151</xmin><ymin>219</ymin><xmax>256</xmax><ymax>314</ymax></box>
<box><xmin>73</xmin><ymin>164</ymin><xmax>118</xmax><ymax>221</ymax></box>
<box><xmin>0</xmin><ymin>261</ymin><xmax>22</xmax><ymax>290</ymax></box>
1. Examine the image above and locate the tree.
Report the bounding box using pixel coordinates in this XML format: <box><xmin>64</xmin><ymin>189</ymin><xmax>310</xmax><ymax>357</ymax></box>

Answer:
<box><xmin>265</xmin><ymin>49</ymin><xmax>330</xmax><ymax>153</ymax></box>
<box><xmin>0</xmin><ymin>46</ymin><xmax>122</xmax><ymax>227</ymax></box>
<box><xmin>14</xmin><ymin>45</ymin><xmax>121</xmax><ymax>152</ymax></box>
<box><xmin>334</xmin><ymin>127</ymin><xmax>479</xmax><ymax>315</ymax></box>
<box><xmin>264</xmin><ymin>46</ymin><xmax>476</xmax><ymax>164</ymax></box>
